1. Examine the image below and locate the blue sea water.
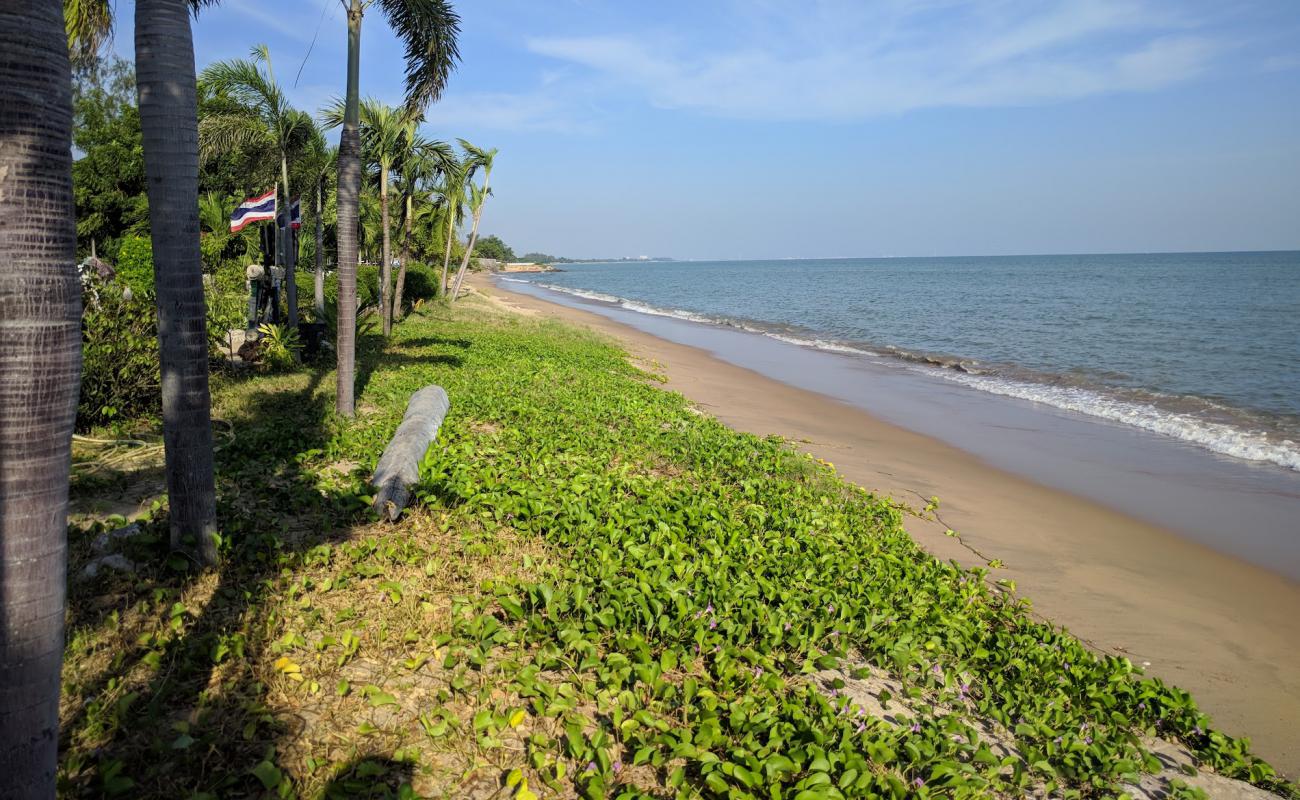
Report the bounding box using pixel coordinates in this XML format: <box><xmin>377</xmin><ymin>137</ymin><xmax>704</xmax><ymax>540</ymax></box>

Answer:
<box><xmin>505</xmin><ymin>252</ymin><xmax>1300</xmax><ymax>471</ymax></box>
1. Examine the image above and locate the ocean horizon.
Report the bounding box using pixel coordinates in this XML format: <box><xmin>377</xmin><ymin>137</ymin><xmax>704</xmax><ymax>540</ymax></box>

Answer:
<box><xmin>505</xmin><ymin>250</ymin><xmax>1300</xmax><ymax>473</ymax></box>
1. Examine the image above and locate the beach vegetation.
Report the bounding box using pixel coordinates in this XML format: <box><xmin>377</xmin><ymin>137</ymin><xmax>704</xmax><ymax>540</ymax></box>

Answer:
<box><xmin>56</xmin><ymin>296</ymin><xmax>1299</xmax><ymax>798</ymax></box>
<box><xmin>473</xmin><ymin>234</ymin><xmax>516</xmax><ymax>263</ymax></box>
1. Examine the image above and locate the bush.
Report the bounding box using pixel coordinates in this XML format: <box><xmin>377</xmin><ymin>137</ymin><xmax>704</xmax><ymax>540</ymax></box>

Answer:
<box><xmin>115</xmin><ymin>235</ymin><xmax>154</xmax><ymax>295</ymax></box>
<box><xmin>79</xmin><ymin>284</ymin><xmax>160</xmax><ymax>429</ymax></box>
<box><xmin>472</xmin><ymin>234</ymin><xmax>514</xmax><ymax>262</ymax></box>
<box><xmin>400</xmin><ymin>261</ymin><xmax>440</xmax><ymax>305</ymax></box>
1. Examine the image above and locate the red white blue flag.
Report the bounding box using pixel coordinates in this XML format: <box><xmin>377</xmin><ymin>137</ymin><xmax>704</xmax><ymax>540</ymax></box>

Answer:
<box><xmin>290</xmin><ymin>196</ymin><xmax>301</xmax><ymax>230</ymax></box>
<box><xmin>229</xmin><ymin>189</ymin><xmax>276</xmax><ymax>232</ymax></box>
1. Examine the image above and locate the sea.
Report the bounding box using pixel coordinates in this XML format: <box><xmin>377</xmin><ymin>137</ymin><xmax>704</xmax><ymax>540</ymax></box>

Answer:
<box><xmin>503</xmin><ymin>252</ymin><xmax>1300</xmax><ymax>474</ymax></box>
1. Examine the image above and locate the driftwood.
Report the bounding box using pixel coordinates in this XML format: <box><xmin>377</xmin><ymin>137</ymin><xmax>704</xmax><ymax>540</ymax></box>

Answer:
<box><xmin>370</xmin><ymin>385</ymin><xmax>450</xmax><ymax>521</ymax></box>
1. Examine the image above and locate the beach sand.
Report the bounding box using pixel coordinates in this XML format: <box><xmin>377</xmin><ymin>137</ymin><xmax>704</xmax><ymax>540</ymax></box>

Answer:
<box><xmin>471</xmin><ymin>273</ymin><xmax>1300</xmax><ymax>778</ymax></box>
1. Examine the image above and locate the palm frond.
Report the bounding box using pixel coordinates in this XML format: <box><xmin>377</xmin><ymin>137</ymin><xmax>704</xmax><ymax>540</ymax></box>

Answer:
<box><xmin>65</xmin><ymin>0</ymin><xmax>113</xmax><ymax>67</ymax></box>
<box><xmin>376</xmin><ymin>0</ymin><xmax>462</xmax><ymax>114</ymax></box>
<box><xmin>200</xmin><ymin>57</ymin><xmax>287</xmax><ymax>123</ymax></box>
<box><xmin>199</xmin><ymin>113</ymin><xmax>275</xmax><ymax>163</ymax></box>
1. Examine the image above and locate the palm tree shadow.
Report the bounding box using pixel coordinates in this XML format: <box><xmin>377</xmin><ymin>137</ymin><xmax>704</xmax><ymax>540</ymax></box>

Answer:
<box><xmin>319</xmin><ymin>756</ymin><xmax>415</xmax><ymax>799</ymax></box>
<box><xmin>353</xmin><ymin>331</ymin><xmax>465</xmax><ymax>401</ymax></box>
<box><xmin>59</xmin><ymin>366</ymin><xmax>379</xmax><ymax>796</ymax></box>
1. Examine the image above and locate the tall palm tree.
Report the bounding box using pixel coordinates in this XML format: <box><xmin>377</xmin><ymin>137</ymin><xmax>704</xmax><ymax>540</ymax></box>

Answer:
<box><xmin>394</xmin><ymin>131</ymin><xmax>453</xmax><ymax>318</ymax></box>
<box><xmin>200</xmin><ymin>45</ymin><xmax>312</xmax><ymax>329</ymax></box>
<box><xmin>135</xmin><ymin>0</ymin><xmax>220</xmax><ymax>563</ymax></box>
<box><xmin>332</xmin><ymin>0</ymin><xmax>459</xmax><ymax>416</ymax></box>
<box><xmin>66</xmin><ymin>0</ymin><xmax>222</xmax><ymax>564</ymax></box>
<box><xmin>327</xmin><ymin>98</ymin><xmax>410</xmax><ymax>337</ymax></box>
<box><xmin>434</xmin><ymin>159</ymin><xmax>467</xmax><ymax>295</ymax></box>
<box><xmin>449</xmin><ymin>140</ymin><xmax>497</xmax><ymax>303</ymax></box>
<box><xmin>1</xmin><ymin>5</ymin><xmax>82</xmax><ymax>795</ymax></box>
<box><xmin>301</xmin><ymin>126</ymin><xmax>336</xmax><ymax>317</ymax></box>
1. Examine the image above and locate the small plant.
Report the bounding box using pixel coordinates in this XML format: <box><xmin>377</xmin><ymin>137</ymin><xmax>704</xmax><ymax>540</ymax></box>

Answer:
<box><xmin>257</xmin><ymin>323</ymin><xmax>301</xmax><ymax>371</ymax></box>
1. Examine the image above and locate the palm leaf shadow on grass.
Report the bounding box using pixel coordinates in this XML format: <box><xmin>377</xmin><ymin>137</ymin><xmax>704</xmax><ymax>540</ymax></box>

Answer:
<box><xmin>60</xmin><ymin>367</ymin><xmax>373</xmax><ymax>796</ymax></box>
<box><xmin>354</xmin><ymin>331</ymin><xmax>466</xmax><ymax>401</ymax></box>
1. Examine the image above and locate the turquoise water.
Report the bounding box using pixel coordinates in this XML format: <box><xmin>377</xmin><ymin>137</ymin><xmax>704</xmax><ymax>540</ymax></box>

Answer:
<box><xmin>505</xmin><ymin>252</ymin><xmax>1300</xmax><ymax>471</ymax></box>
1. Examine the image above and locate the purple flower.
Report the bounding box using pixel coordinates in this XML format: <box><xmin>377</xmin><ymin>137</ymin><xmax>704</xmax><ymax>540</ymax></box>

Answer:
<box><xmin>855</xmin><ymin>721</ymin><xmax>867</xmax><ymax>733</ymax></box>
<box><xmin>585</xmin><ymin>762</ymin><xmax>596</xmax><ymax>773</ymax></box>
<box><xmin>931</xmin><ymin>664</ymin><xmax>943</xmax><ymax>678</ymax></box>
<box><xmin>709</xmin><ymin>619</ymin><xmax>717</xmax><ymax>630</ymax></box>
<box><xmin>913</xmin><ymin>777</ymin><xmax>925</xmax><ymax>788</ymax></box>
<box><xmin>705</xmin><ymin>603</ymin><xmax>714</xmax><ymax>614</ymax></box>
<box><xmin>784</xmin><ymin>622</ymin><xmax>792</xmax><ymax>631</ymax></box>
<box><xmin>612</xmin><ymin>761</ymin><xmax>623</xmax><ymax>773</ymax></box>
<box><xmin>910</xmin><ymin>722</ymin><xmax>921</xmax><ymax>733</ymax></box>
<box><xmin>826</xmin><ymin>603</ymin><xmax>835</xmax><ymax>613</ymax></box>
<box><xmin>754</xmin><ymin>667</ymin><xmax>764</xmax><ymax>679</ymax></box>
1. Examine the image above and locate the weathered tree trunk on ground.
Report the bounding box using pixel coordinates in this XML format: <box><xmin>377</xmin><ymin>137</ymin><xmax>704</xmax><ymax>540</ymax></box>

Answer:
<box><xmin>0</xmin><ymin>4</ymin><xmax>82</xmax><ymax>795</ymax></box>
<box><xmin>393</xmin><ymin>194</ymin><xmax>412</xmax><ymax>319</ymax></box>
<box><xmin>370</xmin><ymin>386</ymin><xmax>450</xmax><ymax>520</ymax></box>
<box><xmin>335</xmin><ymin>1</ymin><xmax>363</xmax><ymax>417</ymax></box>
<box><xmin>136</xmin><ymin>0</ymin><xmax>219</xmax><ymax>563</ymax></box>
<box><xmin>314</xmin><ymin>179</ymin><xmax>325</xmax><ymax>316</ymax></box>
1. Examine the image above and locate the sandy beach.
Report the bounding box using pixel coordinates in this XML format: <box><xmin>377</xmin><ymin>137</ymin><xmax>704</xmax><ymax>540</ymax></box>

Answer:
<box><xmin>473</xmin><ymin>272</ymin><xmax>1300</xmax><ymax>778</ymax></box>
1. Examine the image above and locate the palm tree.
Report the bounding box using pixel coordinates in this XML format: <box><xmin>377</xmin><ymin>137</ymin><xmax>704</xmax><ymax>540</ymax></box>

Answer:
<box><xmin>434</xmin><ymin>159</ymin><xmax>468</xmax><ymax>295</ymax></box>
<box><xmin>327</xmin><ymin>98</ymin><xmax>412</xmax><ymax>337</ymax></box>
<box><xmin>332</xmin><ymin>0</ymin><xmax>459</xmax><ymax>416</ymax></box>
<box><xmin>394</xmin><ymin>131</ymin><xmax>453</xmax><ymax>318</ymax></box>
<box><xmin>66</xmin><ymin>0</ymin><xmax>221</xmax><ymax>563</ymax></box>
<box><xmin>135</xmin><ymin>0</ymin><xmax>221</xmax><ymax>563</ymax></box>
<box><xmin>1</xmin><ymin>5</ymin><xmax>82</xmax><ymax>794</ymax></box>
<box><xmin>449</xmin><ymin>140</ymin><xmax>498</xmax><ymax>302</ymax></box>
<box><xmin>301</xmin><ymin>126</ymin><xmax>336</xmax><ymax>317</ymax></box>
<box><xmin>200</xmin><ymin>45</ymin><xmax>313</xmax><ymax>329</ymax></box>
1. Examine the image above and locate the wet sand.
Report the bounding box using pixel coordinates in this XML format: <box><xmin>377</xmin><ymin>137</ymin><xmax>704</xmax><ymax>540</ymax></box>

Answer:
<box><xmin>472</xmin><ymin>273</ymin><xmax>1300</xmax><ymax>777</ymax></box>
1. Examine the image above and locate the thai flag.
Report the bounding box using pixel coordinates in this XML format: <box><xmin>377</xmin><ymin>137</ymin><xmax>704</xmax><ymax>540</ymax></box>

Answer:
<box><xmin>229</xmin><ymin>189</ymin><xmax>276</xmax><ymax>232</ymax></box>
<box><xmin>289</xmin><ymin>196</ymin><xmax>301</xmax><ymax>230</ymax></box>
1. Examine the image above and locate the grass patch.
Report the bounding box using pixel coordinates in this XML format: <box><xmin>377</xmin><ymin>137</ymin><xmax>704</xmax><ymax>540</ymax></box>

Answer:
<box><xmin>60</xmin><ymin>297</ymin><xmax>1296</xmax><ymax>799</ymax></box>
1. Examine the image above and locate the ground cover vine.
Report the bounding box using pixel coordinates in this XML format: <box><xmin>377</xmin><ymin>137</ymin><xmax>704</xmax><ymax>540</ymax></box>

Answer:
<box><xmin>59</xmin><ymin>297</ymin><xmax>1295</xmax><ymax>799</ymax></box>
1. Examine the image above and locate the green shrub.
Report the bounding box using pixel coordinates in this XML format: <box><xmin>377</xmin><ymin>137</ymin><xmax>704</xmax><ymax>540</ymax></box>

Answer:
<box><xmin>115</xmin><ymin>235</ymin><xmax>154</xmax><ymax>295</ymax></box>
<box><xmin>78</xmin><ymin>284</ymin><xmax>160</xmax><ymax>429</ymax></box>
<box><xmin>400</xmin><ymin>261</ymin><xmax>440</xmax><ymax>305</ymax></box>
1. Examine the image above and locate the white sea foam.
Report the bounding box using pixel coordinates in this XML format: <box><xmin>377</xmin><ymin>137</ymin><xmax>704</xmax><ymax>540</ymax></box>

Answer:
<box><xmin>932</xmin><ymin>372</ymin><xmax>1300</xmax><ymax>472</ymax></box>
<box><xmin>517</xmin><ymin>280</ymin><xmax>1300</xmax><ymax>472</ymax></box>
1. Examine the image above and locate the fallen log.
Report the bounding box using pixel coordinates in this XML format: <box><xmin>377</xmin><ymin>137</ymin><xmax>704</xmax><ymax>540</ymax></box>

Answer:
<box><xmin>370</xmin><ymin>385</ymin><xmax>450</xmax><ymax>521</ymax></box>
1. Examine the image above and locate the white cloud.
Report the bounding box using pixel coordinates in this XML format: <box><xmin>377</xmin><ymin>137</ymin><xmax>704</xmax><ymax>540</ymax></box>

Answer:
<box><xmin>422</xmin><ymin>90</ymin><xmax>594</xmax><ymax>133</ymax></box>
<box><xmin>524</xmin><ymin>0</ymin><xmax>1223</xmax><ymax>120</ymax></box>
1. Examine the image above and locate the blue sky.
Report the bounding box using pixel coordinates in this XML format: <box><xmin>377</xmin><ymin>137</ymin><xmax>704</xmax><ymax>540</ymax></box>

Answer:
<box><xmin>108</xmin><ymin>0</ymin><xmax>1300</xmax><ymax>259</ymax></box>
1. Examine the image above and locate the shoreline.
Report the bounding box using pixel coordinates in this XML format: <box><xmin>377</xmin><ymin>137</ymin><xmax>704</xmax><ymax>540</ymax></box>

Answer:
<box><xmin>472</xmin><ymin>273</ymin><xmax>1300</xmax><ymax>777</ymax></box>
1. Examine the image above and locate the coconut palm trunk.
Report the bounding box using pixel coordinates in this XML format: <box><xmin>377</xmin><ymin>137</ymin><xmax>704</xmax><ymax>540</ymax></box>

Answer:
<box><xmin>314</xmin><ymin>178</ymin><xmax>325</xmax><ymax>316</ymax></box>
<box><xmin>335</xmin><ymin>2</ymin><xmax>363</xmax><ymax>417</ymax></box>
<box><xmin>440</xmin><ymin>208</ymin><xmax>456</xmax><ymax>296</ymax></box>
<box><xmin>393</xmin><ymin>194</ymin><xmax>413</xmax><ymax>319</ymax></box>
<box><xmin>450</xmin><ymin>172</ymin><xmax>489</xmax><ymax>303</ymax></box>
<box><xmin>280</xmin><ymin>153</ymin><xmax>298</xmax><ymax>330</ymax></box>
<box><xmin>379</xmin><ymin>165</ymin><xmax>393</xmax><ymax>336</ymax></box>
<box><xmin>135</xmin><ymin>0</ymin><xmax>219</xmax><ymax>562</ymax></box>
<box><xmin>0</xmin><ymin>5</ymin><xmax>82</xmax><ymax>794</ymax></box>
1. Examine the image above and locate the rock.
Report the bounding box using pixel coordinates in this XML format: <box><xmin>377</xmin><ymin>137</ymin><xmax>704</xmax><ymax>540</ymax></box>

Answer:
<box><xmin>81</xmin><ymin>553</ymin><xmax>137</xmax><ymax>580</ymax></box>
<box><xmin>91</xmin><ymin>522</ymin><xmax>144</xmax><ymax>554</ymax></box>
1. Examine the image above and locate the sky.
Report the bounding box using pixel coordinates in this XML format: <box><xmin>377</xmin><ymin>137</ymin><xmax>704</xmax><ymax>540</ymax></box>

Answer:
<box><xmin>106</xmin><ymin>0</ymin><xmax>1300</xmax><ymax>260</ymax></box>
